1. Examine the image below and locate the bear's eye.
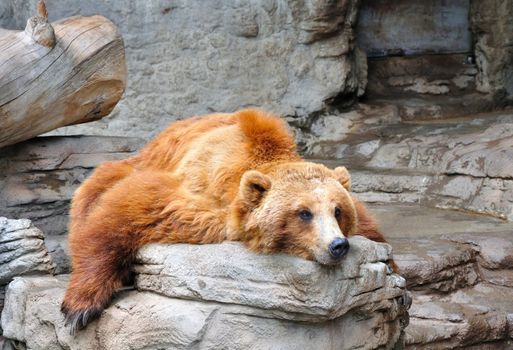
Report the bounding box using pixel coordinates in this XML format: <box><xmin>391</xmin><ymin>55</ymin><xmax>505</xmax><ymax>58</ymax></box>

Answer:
<box><xmin>334</xmin><ymin>207</ymin><xmax>341</xmax><ymax>218</ymax></box>
<box><xmin>298</xmin><ymin>209</ymin><xmax>313</xmax><ymax>222</ymax></box>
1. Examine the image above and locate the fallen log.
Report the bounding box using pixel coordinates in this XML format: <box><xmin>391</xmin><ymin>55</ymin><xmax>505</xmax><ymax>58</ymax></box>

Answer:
<box><xmin>0</xmin><ymin>1</ymin><xmax>126</xmax><ymax>148</ymax></box>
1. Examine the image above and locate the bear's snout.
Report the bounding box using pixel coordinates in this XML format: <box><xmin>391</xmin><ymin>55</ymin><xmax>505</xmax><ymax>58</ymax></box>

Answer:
<box><xmin>328</xmin><ymin>237</ymin><xmax>350</xmax><ymax>259</ymax></box>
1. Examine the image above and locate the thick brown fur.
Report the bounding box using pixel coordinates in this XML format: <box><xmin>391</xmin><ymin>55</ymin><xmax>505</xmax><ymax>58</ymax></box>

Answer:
<box><xmin>62</xmin><ymin>109</ymin><xmax>392</xmax><ymax>333</ymax></box>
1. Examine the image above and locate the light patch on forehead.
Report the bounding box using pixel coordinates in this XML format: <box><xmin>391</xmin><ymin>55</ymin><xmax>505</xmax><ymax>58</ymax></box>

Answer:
<box><xmin>312</xmin><ymin>185</ymin><xmax>329</xmax><ymax>199</ymax></box>
<box><xmin>312</xmin><ymin>179</ymin><xmax>342</xmax><ymax>201</ymax></box>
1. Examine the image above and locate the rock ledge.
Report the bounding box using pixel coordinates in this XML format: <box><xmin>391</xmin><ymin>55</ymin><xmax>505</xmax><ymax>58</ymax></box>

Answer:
<box><xmin>2</xmin><ymin>237</ymin><xmax>409</xmax><ymax>350</ymax></box>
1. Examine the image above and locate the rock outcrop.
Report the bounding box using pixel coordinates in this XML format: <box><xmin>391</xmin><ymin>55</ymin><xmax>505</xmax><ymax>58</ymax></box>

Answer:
<box><xmin>367</xmin><ymin>203</ymin><xmax>513</xmax><ymax>349</ymax></box>
<box><xmin>0</xmin><ymin>217</ymin><xmax>55</xmax><ymax>333</ymax></box>
<box><xmin>2</xmin><ymin>237</ymin><xmax>409</xmax><ymax>350</ymax></box>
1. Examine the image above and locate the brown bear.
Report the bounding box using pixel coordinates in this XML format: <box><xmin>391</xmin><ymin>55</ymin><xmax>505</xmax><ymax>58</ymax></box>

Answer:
<box><xmin>62</xmin><ymin>109</ymin><xmax>392</xmax><ymax>333</ymax></box>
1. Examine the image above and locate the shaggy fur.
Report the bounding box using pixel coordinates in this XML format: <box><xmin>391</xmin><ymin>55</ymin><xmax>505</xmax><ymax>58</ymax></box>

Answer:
<box><xmin>62</xmin><ymin>109</ymin><xmax>393</xmax><ymax>333</ymax></box>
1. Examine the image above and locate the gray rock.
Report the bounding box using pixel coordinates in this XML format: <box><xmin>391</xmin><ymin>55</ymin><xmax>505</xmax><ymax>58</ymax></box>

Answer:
<box><xmin>444</xmin><ymin>231</ymin><xmax>513</xmax><ymax>270</ymax></box>
<box><xmin>311</xmin><ymin>111</ymin><xmax>513</xmax><ymax>220</ymax></box>
<box><xmin>135</xmin><ymin>238</ymin><xmax>405</xmax><ymax>321</ymax></box>
<box><xmin>0</xmin><ymin>217</ymin><xmax>55</xmax><ymax>285</ymax></box>
<box><xmin>391</xmin><ymin>237</ymin><xmax>479</xmax><ymax>293</ymax></box>
<box><xmin>2</xmin><ymin>237</ymin><xmax>409</xmax><ymax>349</ymax></box>
<box><xmin>0</xmin><ymin>136</ymin><xmax>143</xmax><ymax>236</ymax></box>
<box><xmin>471</xmin><ymin>0</ymin><xmax>513</xmax><ymax>100</ymax></box>
<box><xmin>406</xmin><ymin>287</ymin><xmax>513</xmax><ymax>348</ymax></box>
<box><xmin>0</xmin><ymin>0</ymin><xmax>366</xmax><ymax>141</ymax></box>
<box><xmin>0</xmin><ymin>217</ymin><xmax>55</xmax><ymax>333</ymax></box>
<box><xmin>405</xmin><ymin>278</ymin><xmax>513</xmax><ymax>347</ymax></box>
<box><xmin>45</xmin><ymin>236</ymin><xmax>70</xmax><ymax>275</ymax></box>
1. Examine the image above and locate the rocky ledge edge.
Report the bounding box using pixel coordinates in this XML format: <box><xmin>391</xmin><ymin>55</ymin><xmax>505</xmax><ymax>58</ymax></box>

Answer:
<box><xmin>2</xmin><ymin>237</ymin><xmax>409</xmax><ymax>350</ymax></box>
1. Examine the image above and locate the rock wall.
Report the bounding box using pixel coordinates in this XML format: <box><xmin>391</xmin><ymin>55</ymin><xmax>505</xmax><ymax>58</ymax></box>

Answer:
<box><xmin>470</xmin><ymin>0</ymin><xmax>513</xmax><ymax>102</ymax></box>
<box><xmin>0</xmin><ymin>0</ymin><xmax>366</xmax><ymax>140</ymax></box>
<box><xmin>1</xmin><ymin>238</ymin><xmax>410</xmax><ymax>350</ymax></box>
<box><xmin>0</xmin><ymin>217</ymin><xmax>55</xmax><ymax>333</ymax></box>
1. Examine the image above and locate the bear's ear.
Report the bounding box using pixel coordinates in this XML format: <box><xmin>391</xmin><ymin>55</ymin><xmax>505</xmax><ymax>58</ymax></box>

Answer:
<box><xmin>333</xmin><ymin>166</ymin><xmax>351</xmax><ymax>191</ymax></box>
<box><xmin>239</xmin><ymin>170</ymin><xmax>272</xmax><ymax>208</ymax></box>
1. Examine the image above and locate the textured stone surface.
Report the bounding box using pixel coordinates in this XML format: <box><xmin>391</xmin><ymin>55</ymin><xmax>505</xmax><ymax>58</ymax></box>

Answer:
<box><xmin>135</xmin><ymin>237</ymin><xmax>405</xmax><ymax>321</ymax></box>
<box><xmin>406</xmin><ymin>284</ymin><xmax>513</xmax><ymax>349</ymax></box>
<box><xmin>444</xmin><ymin>231</ymin><xmax>513</xmax><ymax>270</ymax></box>
<box><xmin>391</xmin><ymin>238</ymin><xmax>478</xmax><ymax>293</ymax></box>
<box><xmin>471</xmin><ymin>0</ymin><xmax>513</xmax><ymax>101</ymax></box>
<box><xmin>0</xmin><ymin>0</ymin><xmax>366</xmax><ymax>140</ymax></box>
<box><xmin>309</xmin><ymin>110</ymin><xmax>513</xmax><ymax>220</ymax></box>
<box><xmin>0</xmin><ymin>136</ymin><xmax>143</xmax><ymax>236</ymax></box>
<box><xmin>2</xmin><ymin>237</ymin><xmax>409</xmax><ymax>349</ymax></box>
<box><xmin>356</xmin><ymin>0</ymin><xmax>472</xmax><ymax>57</ymax></box>
<box><xmin>0</xmin><ymin>217</ymin><xmax>55</xmax><ymax>333</ymax></box>
<box><xmin>357</xmin><ymin>204</ymin><xmax>513</xmax><ymax>349</ymax></box>
<box><xmin>0</xmin><ymin>218</ymin><xmax>55</xmax><ymax>285</ymax></box>
<box><xmin>45</xmin><ymin>236</ymin><xmax>70</xmax><ymax>275</ymax></box>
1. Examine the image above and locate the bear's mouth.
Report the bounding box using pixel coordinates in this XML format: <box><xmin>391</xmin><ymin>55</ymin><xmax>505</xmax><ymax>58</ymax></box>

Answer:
<box><xmin>312</xmin><ymin>249</ymin><xmax>347</xmax><ymax>266</ymax></box>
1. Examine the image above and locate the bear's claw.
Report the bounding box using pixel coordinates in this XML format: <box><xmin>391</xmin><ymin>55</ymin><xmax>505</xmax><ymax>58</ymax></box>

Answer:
<box><xmin>61</xmin><ymin>303</ymin><xmax>103</xmax><ymax>335</ymax></box>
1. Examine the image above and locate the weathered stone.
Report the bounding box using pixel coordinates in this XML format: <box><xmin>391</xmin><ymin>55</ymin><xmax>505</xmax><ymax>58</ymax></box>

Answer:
<box><xmin>350</xmin><ymin>169</ymin><xmax>431</xmax><ymax>204</ymax></box>
<box><xmin>471</xmin><ymin>0</ymin><xmax>513</xmax><ymax>100</ymax></box>
<box><xmin>0</xmin><ymin>1</ymin><xmax>366</xmax><ymax>140</ymax></box>
<box><xmin>310</xmin><ymin>111</ymin><xmax>513</xmax><ymax>219</ymax></box>
<box><xmin>406</xmin><ymin>284</ymin><xmax>513</xmax><ymax>348</ymax></box>
<box><xmin>481</xmin><ymin>269</ymin><xmax>513</xmax><ymax>288</ymax></box>
<box><xmin>135</xmin><ymin>237</ymin><xmax>405</xmax><ymax>321</ymax></box>
<box><xmin>444</xmin><ymin>231</ymin><xmax>513</xmax><ymax>270</ymax></box>
<box><xmin>0</xmin><ymin>217</ymin><xmax>55</xmax><ymax>333</ymax></box>
<box><xmin>391</xmin><ymin>237</ymin><xmax>479</xmax><ymax>292</ymax></box>
<box><xmin>357</xmin><ymin>1</ymin><xmax>472</xmax><ymax>57</ymax></box>
<box><xmin>0</xmin><ymin>136</ymin><xmax>143</xmax><ymax>236</ymax></box>
<box><xmin>45</xmin><ymin>236</ymin><xmax>70</xmax><ymax>275</ymax></box>
<box><xmin>0</xmin><ymin>217</ymin><xmax>54</xmax><ymax>285</ymax></box>
<box><xmin>2</xmin><ymin>237</ymin><xmax>409</xmax><ymax>349</ymax></box>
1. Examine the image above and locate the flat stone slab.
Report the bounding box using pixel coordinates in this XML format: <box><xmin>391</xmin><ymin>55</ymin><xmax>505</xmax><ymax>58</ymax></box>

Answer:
<box><xmin>391</xmin><ymin>237</ymin><xmax>478</xmax><ymax>292</ymax></box>
<box><xmin>313</xmin><ymin>110</ymin><xmax>513</xmax><ymax>220</ymax></box>
<box><xmin>2</xmin><ymin>237</ymin><xmax>409</xmax><ymax>350</ymax></box>
<box><xmin>444</xmin><ymin>231</ymin><xmax>513</xmax><ymax>270</ymax></box>
<box><xmin>406</xmin><ymin>283</ymin><xmax>513</xmax><ymax>348</ymax></box>
<box><xmin>368</xmin><ymin>203</ymin><xmax>513</xmax><ymax>239</ymax></box>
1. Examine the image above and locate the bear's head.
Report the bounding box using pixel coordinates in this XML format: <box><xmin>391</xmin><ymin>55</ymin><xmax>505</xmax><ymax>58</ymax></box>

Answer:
<box><xmin>234</xmin><ymin>162</ymin><xmax>357</xmax><ymax>265</ymax></box>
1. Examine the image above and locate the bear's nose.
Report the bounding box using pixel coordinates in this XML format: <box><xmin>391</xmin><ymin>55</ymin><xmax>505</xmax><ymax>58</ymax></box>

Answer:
<box><xmin>328</xmin><ymin>238</ymin><xmax>350</xmax><ymax>259</ymax></box>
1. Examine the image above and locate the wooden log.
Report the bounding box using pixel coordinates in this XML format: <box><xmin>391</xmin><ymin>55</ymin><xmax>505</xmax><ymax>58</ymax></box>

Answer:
<box><xmin>0</xmin><ymin>1</ymin><xmax>126</xmax><ymax>148</ymax></box>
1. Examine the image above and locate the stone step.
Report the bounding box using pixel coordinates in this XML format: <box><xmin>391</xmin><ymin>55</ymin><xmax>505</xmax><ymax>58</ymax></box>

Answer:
<box><xmin>390</xmin><ymin>237</ymin><xmax>479</xmax><ymax>293</ymax></box>
<box><xmin>405</xmin><ymin>284</ymin><xmax>513</xmax><ymax>349</ymax></box>
<box><xmin>367</xmin><ymin>203</ymin><xmax>513</xmax><ymax>348</ymax></box>
<box><xmin>305</xmin><ymin>109</ymin><xmax>513</xmax><ymax>219</ymax></box>
<box><xmin>347</xmin><ymin>168</ymin><xmax>513</xmax><ymax>220</ymax></box>
<box><xmin>370</xmin><ymin>204</ymin><xmax>513</xmax><ymax>290</ymax></box>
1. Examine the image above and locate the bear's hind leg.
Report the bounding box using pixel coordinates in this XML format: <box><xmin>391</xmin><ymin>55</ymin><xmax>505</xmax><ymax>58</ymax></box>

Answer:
<box><xmin>70</xmin><ymin>160</ymin><xmax>134</xmax><ymax>230</ymax></box>
<box><xmin>61</xmin><ymin>248</ymin><xmax>133</xmax><ymax>334</ymax></box>
<box><xmin>62</xmin><ymin>171</ymin><xmax>180</xmax><ymax>333</ymax></box>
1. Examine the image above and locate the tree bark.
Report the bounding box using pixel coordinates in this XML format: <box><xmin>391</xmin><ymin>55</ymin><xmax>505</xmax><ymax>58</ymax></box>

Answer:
<box><xmin>0</xmin><ymin>3</ymin><xmax>126</xmax><ymax>148</ymax></box>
